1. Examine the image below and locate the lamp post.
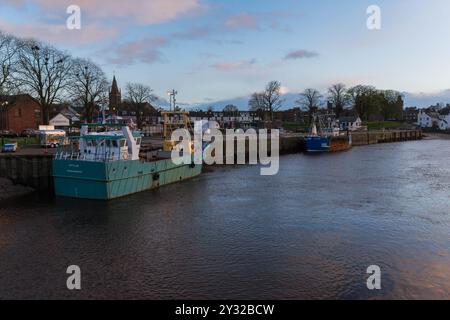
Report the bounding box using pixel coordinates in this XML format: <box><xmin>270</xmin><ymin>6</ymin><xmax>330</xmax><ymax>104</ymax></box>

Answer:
<box><xmin>1</xmin><ymin>101</ymin><xmax>9</xmax><ymax>148</ymax></box>
<box><xmin>167</xmin><ymin>89</ymin><xmax>178</xmax><ymax>112</ymax></box>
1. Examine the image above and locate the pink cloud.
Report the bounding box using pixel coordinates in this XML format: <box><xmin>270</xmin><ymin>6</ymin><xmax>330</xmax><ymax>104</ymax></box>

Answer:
<box><xmin>9</xmin><ymin>0</ymin><xmax>203</xmax><ymax>25</ymax></box>
<box><xmin>212</xmin><ymin>59</ymin><xmax>257</xmax><ymax>71</ymax></box>
<box><xmin>0</xmin><ymin>20</ymin><xmax>117</xmax><ymax>45</ymax></box>
<box><xmin>172</xmin><ymin>27</ymin><xmax>211</xmax><ymax>40</ymax></box>
<box><xmin>225</xmin><ymin>13</ymin><xmax>259</xmax><ymax>30</ymax></box>
<box><xmin>105</xmin><ymin>37</ymin><xmax>169</xmax><ymax>65</ymax></box>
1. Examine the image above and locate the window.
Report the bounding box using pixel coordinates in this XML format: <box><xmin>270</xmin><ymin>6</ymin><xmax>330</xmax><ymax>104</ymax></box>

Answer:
<box><xmin>14</xmin><ymin>108</ymin><xmax>22</xmax><ymax>117</ymax></box>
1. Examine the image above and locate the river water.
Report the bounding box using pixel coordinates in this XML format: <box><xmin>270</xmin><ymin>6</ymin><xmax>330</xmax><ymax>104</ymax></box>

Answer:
<box><xmin>1</xmin><ymin>137</ymin><xmax>449</xmax><ymax>299</ymax></box>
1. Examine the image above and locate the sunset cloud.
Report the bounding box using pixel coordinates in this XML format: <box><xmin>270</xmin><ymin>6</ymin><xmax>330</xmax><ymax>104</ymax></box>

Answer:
<box><xmin>0</xmin><ymin>20</ymin><xmax>117</xmax><ymax>45</ymax></box>
<box><xmin>225</xmin><ymin>13</ymin><xmax>259</xmax><ymax>30</ymax></box>
<box><xmin>4</xmin><ymin>0</ymin><xmax>203</xmax><ymax>25</ymax></box>
<box><xmin>212</xmin><ymin>59</ymin><xmax>257</xmax><ymax>71</ymax></box>
<box><xmin>105</xmin><ymin>37</ymin><xmax>169</xmax><ymax>65</ymax></box>
<box><xmin>0</xmin><ymin>0</ymin><xmax>204</xmax><ymax>46</ymax></box>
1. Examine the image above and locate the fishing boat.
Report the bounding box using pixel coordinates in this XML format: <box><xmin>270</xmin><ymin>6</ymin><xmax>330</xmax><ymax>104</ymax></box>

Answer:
<box><xmin>304</xmin><ymin>121</ymin><xmax>331</xmax><ymax>152</ymax></box>
<box><xmin>304</xmin><ymin>114</ymin><xmax>351</xmax><ymax>153</ymax></box>
<box><xmin>53</xmin><ymin>112</ymin><xmax>202</xmax><ymax>200</ymax></box>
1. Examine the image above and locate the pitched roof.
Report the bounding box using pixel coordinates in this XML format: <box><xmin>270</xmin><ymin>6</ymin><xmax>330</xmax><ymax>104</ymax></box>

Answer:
<box><xmin>339</xmin><ymin>116</ymin><xmax>360</xmax><ymax>122</ymax></box>
<box><xmin>0</xmin><ymin>94</ymin><xmax>39</xmax><ymax>107</ymax></box>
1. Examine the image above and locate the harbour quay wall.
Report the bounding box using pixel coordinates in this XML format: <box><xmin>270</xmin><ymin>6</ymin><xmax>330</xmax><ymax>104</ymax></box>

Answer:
<box><xmin>222</xmin><ymin>134</ymin><xmax>303</xmax><ymax>161</ymax></box>
<box><xmin>0</xmin><ymin>154</ymin><xmax>53</xmax><ymax>191</ymax></box>
<box><xmin>350</xmin><ymin>129</ymin><xmax>422</xmax><ymax>146</ymax></box>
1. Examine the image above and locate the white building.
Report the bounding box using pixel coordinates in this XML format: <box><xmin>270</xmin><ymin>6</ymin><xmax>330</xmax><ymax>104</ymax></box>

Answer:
<box><xmin>338</xmin><ymin>116</ymin><xmax>363</xmax><ymax>131</ymax></box>
<box><xmin>49</xmin><ymin>113</ymin><xmax>71</xmax><ymax>128</ymax></box>
<box><xmin>417</xmin><ymin>110</ymin><xmax>439</xmax><ymax>128</ymax></box>
<box><xmin>158</xmin><ymin>111</ymin><xmax>261</xmax><ymax>128</ymax></box>
<box><xmin>438</xmin><ymin>113</ymin><xmax>450</xmax><ymax>130</ymax></box>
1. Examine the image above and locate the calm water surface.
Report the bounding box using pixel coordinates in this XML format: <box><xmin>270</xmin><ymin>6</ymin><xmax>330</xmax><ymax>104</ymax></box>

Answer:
<box><xmin>1</xmin><ymin>138</ymin><xmax>450</xmax><ymax>299</ymax></box>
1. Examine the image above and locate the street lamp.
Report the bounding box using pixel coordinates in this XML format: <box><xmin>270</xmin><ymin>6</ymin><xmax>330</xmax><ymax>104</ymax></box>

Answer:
<box><xmin>167</xmin><ymin>89</ymin><xmax>178</xmax><ymax>112</ymax></box>
<box><xmin>1</xmin><ymin>101</ymin><xmax>9</xmax><ymax>147</ymax></box>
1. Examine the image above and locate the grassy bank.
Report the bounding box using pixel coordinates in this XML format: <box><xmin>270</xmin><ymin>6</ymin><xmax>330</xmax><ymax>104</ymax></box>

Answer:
<box><xmin>282</xmin><ymin>122</ymin><xmax>309</xmax><ymax>130</ymax></box>
<box><xmin>2</xmin><ymin>137</ymin><xmax>39</xmax><ymax>146</ymax></box>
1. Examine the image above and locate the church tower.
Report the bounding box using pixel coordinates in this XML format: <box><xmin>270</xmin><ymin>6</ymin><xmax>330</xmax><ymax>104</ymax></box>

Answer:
<box><xmin>109</xmin><ymin>76</ymin><xmax>121</xmax><ymax>113</ymax></box>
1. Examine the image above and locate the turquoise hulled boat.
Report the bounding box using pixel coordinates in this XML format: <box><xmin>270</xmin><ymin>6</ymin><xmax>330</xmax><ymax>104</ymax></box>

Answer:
<box><xmin>53</xmin><ymin>123</ymin><xmax>202</xmax><ymax>200</ymax></box>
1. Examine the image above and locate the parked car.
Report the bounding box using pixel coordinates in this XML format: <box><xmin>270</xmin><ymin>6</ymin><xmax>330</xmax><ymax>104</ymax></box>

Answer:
<box><xmin>21</xmin><ymin>128</ymin><xmax>39</xmax><ymax>137</ymax></box>
<box><xmin>2</xmin><ymin>142</ymin><xmax>18</xmax><ymax>153</ymax></box>
<box><xmin>0</xmin><ymin>130</ymin><xmax>19</xmax><ymax>137</ymax></box>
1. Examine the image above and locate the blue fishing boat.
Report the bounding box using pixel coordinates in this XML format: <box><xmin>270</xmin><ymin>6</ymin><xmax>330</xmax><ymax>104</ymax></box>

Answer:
<box><xmin>304</xmin><ymin>114</ymin><xmax>351</xmax><ymax>152</ymax></box>
<box><xmin>304</xmin><ymin>116</ymin><xmax>331</xmax><ymax>152</ymax></box>
<box><xmin>304</xmin><ymin>135</ymin><xmax>332</xmax><ymax>152</ymax></box>
<box><xmin>53</xmin><ymin>113</ymin><xmax>202</xmax><ymax>200</ymax></box>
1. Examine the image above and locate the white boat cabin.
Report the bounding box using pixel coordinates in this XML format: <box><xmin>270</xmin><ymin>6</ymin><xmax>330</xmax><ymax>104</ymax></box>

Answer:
<box><xmin>78</xmin><ymin>125</ymin><xmax>142</xmax><ymax>161</ymax></box>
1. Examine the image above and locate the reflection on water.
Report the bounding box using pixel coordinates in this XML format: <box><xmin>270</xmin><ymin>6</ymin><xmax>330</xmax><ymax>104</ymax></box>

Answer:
<box><xmin>0</xmin><ymin>138</ymin><xmax>449</xmax><ymax>299</ymax></box>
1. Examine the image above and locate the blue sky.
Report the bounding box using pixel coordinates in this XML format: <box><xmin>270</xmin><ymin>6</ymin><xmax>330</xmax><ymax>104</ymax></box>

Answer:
<box><xmin>1</xmin><ymin>0</ymin><xmax>450</xmax><ymax>108</ymax></box>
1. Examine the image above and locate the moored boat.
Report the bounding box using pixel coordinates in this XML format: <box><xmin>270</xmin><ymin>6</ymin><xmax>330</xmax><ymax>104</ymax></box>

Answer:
<box><xmin>53</xmin><ymin>114</ymin><xmax>202</xmax><ymax>200</ymax></box>
<box><xmin>304</xmin><ymin>114</ymin><xmax>352</xmax><ymax>153</ymax></box>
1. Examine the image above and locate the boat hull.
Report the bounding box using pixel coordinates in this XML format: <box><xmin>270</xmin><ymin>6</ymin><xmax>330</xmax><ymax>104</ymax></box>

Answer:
<box><xmin>304</xmin><ymin>136</ymin><xmax>331</xmax><ymax>152</ymax></box>
<box><xmin>53</xmin><ymin>158</ymin><xmax>202</xmax><ymax>200</ymax></box>
<box><xmin>330</xmin><ymin>135</ymin><xmax>352</xmax><ymax>152</ymax></box>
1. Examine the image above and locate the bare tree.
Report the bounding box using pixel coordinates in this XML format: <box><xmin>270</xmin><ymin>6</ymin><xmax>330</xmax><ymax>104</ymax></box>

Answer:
<box><xmin>249</xmin><ymin>81</ymin><xmax>284</xmax><ymax>122</ymax></box>
<box><xmin>70</xmin><ymin>58</ymin><xmax>108</xmax><ymax>123</ymax></box>
<box><xmin>124</xmin><ymin>83</ymin><xmax>157</xmax><ymax>128</ymax></box>
<box><xmin>0</xmin><ymin>32</ymin><xmax>18</xmax><ymax>94</ymax></box>
<box><xmin>263</xmin><ymin>80</ymin><xmax>283</xmax><ymax>122</ymax></box>
<box><xmin>15</xmin><ymin>39</ymin><xmax>73</xmax><ymax>124</ymax></box>
<box><xmin>223</xmin><ymin>104</ymin><xmax>239</xmax><ymax>117</ymax></box>
<box><xmin>248</xmin><ymin>92</ymin><xmax>266</xmax><ymax>120</ymax></box>
<box><xmin>249</xmin><ymin>92</ymin><xmax>265</xmax><ymax>110</ymax></box>
<box><xmin>297</xmin><ymin>88</ymin><xmax>323</xmax><ymax>116</ymax></box>
<box><xmin>327</xmin><ymin>83</ymin><xmax>348</xmax><ymax>117</ymax></box>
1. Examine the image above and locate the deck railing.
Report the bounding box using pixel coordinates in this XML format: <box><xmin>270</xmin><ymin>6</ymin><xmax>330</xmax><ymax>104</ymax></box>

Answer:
<box><xmin>54</xmin><ymin>151</ymin><xmax>118</xmax><ymax>162</ymax></box>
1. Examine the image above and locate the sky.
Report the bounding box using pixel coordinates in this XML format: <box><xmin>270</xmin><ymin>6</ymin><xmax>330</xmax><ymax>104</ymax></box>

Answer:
<box><xmin>1</xmin><ymin>0</ymin><xmax>450</xmax><ymax>109</ymax></box>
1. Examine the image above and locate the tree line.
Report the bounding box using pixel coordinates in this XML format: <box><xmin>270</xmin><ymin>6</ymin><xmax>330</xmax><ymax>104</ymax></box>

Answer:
<box><xmin>248</xmin><ymin>82</ymin><xmax>404</xmax><ymax>122</ymax></box>
<box><xmin>0</xmin><ymin>31</ymin><xmax>156</xmax><ymax>126</ymax></box>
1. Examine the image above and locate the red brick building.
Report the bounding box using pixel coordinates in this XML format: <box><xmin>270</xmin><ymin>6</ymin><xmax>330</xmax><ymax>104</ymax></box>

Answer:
<box><xmin>0</xmin><ymin>94</ymin><xmax>42</xmax><ymax>133</ymax></box>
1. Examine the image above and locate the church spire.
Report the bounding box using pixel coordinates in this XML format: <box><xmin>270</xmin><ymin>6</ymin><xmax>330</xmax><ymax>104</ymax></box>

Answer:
<box><xmin>111</xmin><ymin>75</ymin><xmax>119</xmax><ymax>95</ymax></box>
<box><xmin>109</xmin><ymin>75</ymin><xmax>121</xmax><ymax>113</ymax></box>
